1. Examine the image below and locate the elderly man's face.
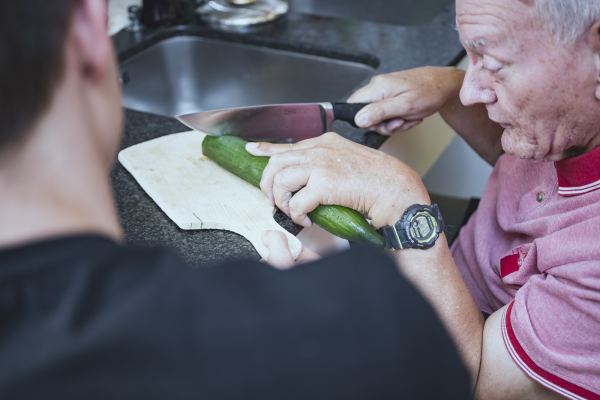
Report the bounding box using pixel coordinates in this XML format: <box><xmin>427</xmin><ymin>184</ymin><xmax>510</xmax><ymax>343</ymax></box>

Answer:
<box><xmin>456</xmin><ymin>0</ymin><xmax>600</xmax><ymax>161</ymax></box>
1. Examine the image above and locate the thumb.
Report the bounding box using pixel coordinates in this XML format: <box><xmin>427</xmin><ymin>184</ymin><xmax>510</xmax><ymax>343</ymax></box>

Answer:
<box><xmin>353</xmin><ymin>101</ymin><xmax>395</xmax><ymax>128</ymax></box>
<box><xmin>354</xmin><ymin>94</ymin><xmax>422</xmax><ymax>128</ymax></box>
<box><xmin>261</xmin><ymin>230</ymin><xmax>297</xmax><ymax>269</ymax></box>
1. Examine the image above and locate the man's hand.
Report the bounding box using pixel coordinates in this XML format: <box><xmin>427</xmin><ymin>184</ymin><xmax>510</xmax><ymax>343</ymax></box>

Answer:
<box><xmin>262</xmin><ymin>230</ymin><xmax>319</xmax><ymax>269</ymax></box>
<box><xmin>246</xmin><ymin>132</ymin><xmax>430</xmax><ymax>229</ymax></box>
<box><xmin>349</xmin><ymin>66</ymin><xmax>465</xmax><ymax>135</ymax></box>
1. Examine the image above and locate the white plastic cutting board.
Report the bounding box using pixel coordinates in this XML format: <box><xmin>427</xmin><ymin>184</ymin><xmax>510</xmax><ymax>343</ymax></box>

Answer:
<box><xmin>118</xmin><ymin>131</ymin><xmax>302</xmax><ymax>259</ymax></box>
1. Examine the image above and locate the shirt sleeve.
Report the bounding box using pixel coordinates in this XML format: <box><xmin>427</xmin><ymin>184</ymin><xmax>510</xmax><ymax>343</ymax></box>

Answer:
<box><xmin>501</xmin><ymin>260</ymin><xmax>600</xmax><ymax>400</ymax></box>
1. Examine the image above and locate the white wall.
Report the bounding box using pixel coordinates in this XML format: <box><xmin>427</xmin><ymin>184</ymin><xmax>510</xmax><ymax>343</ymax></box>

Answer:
<box><xmin>422</xmin><ymin>136</ymin><xmax>492</xmax><ymax>198</ymax></box>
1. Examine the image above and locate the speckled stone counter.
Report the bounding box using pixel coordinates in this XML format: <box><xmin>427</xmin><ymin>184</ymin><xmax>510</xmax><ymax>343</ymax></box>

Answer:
<box><xmin>111</xmin><ymin>3</ymin><xmax>464</xmax><ymax>265</ymax></box>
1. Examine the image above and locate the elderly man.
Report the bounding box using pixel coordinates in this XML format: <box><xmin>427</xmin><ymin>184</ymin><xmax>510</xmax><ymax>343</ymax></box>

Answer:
<box><xmin>250</xmin><ymin>0</ymin><xmax>600</xmax><ymax>399</ymax></box>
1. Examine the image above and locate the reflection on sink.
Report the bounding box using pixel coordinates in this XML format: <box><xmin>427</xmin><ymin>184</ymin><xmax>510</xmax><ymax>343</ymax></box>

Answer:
<box><xmin>290</xmin><ymin>0</ymin><xmax>452</xmax><ymax>26</ymax></box>
<box><xmin>120</xmin><ymin>36</ymin><xmax>375</xmax><ymax>117</ymax></box>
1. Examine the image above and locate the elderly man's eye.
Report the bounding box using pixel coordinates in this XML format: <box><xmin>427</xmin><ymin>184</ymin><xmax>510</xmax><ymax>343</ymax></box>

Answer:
<box><xmin>482</xmin><ymin>55</ymin><xmax>503</xmax><ymax>72</ymax></box>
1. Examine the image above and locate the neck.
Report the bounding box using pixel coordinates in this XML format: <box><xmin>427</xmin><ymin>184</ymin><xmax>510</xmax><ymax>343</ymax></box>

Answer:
<box><xmin>566</xmin><ymin>129</ymin><xmax>600</xmax><ymax>159</ymax></box>
<box><xmin>0</xmin><ymin>88</ymin><xmax>123</xmax><ymax>249</ymax></box>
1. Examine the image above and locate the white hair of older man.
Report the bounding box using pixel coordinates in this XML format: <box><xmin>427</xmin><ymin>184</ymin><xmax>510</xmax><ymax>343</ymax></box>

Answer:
<box><xmin>535</xmin><ymin>0</ymin><xmax>600</xmax><ymax>43</ymax></box>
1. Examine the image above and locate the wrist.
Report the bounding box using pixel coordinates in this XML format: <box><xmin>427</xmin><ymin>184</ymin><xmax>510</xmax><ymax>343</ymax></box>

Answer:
<box><xmin>370</xmin><ymin>189</ymin><xmax>431</xmax><ymax>229</ymax></box>
<box><xmin>366</xmin><ymin>156</ymin><xmax>431</xmax><ymax>228</ymax></box>
<box><xmin>440</xmin><ymin>67</ymin><xmax>465</xmax><ymax>111</ymax></box>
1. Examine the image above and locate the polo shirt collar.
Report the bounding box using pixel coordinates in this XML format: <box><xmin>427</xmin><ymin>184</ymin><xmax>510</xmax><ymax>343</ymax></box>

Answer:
<box><xmin>555</xmin><ymin>145</ymin><xmax>600</xmax><ymax>197</ymax></box>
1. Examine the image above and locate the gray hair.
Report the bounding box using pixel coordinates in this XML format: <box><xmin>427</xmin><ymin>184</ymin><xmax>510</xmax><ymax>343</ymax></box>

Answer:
<box><xmin>534</xmin><ymin>0</ymin><xmax>600</xmax><ymax>43</ymax></box>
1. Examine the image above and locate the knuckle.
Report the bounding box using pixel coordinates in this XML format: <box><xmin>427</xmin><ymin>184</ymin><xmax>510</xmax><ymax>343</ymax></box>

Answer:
<box><xmin>268</xmin><ymin>153</ymin><xmax>282</xmax><ymax>166</ymax></box>
<box><xmin>288</xmin><ymin>202</ymin><xmax>306</xmax><ymax>221</ymax></box>
<box><xmin>322</xmin><ymin>132</ymin><xmax>342</xmax><ymax>144</ymax></box>
<box><xmin>404</xmin><ymin>100</ymin><xmax>415</xmax><ymax>113</ymax></box>
<box><xmin>273</xmin><ymin>171</ymin><xmax>288</xmax><ymax>188</ymax></box>
<box><xmin>275</xmin><ymin>196</ymin><xmax>291</xmax><ymax>212</ymax></box>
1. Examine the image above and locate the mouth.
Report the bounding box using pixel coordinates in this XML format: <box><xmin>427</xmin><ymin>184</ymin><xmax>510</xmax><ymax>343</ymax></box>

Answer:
<box><xmin>488</xmin><ymin>115</ymin><xmax>511</xmax><ymax>129</ymax></box>
<box><xmin>485</xmin><ymin>108</ymin><xmax>512</xmax><ymax>129</ymax></box>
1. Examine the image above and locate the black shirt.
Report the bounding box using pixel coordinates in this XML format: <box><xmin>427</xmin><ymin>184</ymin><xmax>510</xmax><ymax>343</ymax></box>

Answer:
<box><xmin>0</xmin><ymin>235</ymin><xmax>471</xmax><ymax>399</ymax></box>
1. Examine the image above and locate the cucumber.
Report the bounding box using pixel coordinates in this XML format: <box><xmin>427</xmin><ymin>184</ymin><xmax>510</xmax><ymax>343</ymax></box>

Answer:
<box><xmin>202</xmin><ymin>135</ymin><xmax>385</xmax><ymax>247</ymax></box>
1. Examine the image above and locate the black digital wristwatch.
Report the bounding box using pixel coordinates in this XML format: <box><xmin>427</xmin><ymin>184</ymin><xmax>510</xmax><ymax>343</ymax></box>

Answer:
<box><xmin>379</xmin><ymin>203</ymin><xmax>445</xmax><ymax>250</ymax></box>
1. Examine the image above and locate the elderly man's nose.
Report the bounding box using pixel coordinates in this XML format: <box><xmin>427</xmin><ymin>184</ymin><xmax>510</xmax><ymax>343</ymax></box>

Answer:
<box><xmin>460</xmin><ymin>68</ymin><xmax>497</xmax><ymax>106</ymax></box>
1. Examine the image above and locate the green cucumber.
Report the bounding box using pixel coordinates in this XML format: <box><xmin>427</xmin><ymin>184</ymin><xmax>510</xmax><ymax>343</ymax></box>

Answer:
<box><xmin>202</xmin><ymin>135</ymin><xmax>385</xmax><ymax>247</ymax></box>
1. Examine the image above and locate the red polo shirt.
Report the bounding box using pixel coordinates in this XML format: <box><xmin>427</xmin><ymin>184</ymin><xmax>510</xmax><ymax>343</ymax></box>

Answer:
<box><xmin>452</xmin><ymin>147</ymin><xmax>600</xmax><ymax>399</ymax></box>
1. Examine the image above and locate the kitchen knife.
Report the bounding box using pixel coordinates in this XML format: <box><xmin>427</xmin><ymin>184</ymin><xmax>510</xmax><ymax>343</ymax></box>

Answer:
<box><xmin>176</xmin><ymin>102</ymin><xmax>368</xmax><ymax>141</ymax></box>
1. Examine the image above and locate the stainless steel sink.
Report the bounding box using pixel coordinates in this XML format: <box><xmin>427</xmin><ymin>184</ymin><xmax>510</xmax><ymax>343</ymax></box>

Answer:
<box><xmin>290</xmin><ymin>0</ymin><xmax>452</xmax><ymax>26</ymax></box>
<box><xmin>120</xmin><ymin>36</ymin><xmax>375</xmax><ymax>117</ymax></box>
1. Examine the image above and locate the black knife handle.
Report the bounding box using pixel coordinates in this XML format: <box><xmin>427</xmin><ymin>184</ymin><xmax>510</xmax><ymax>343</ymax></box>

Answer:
<box><xmin>332</xmin><ymin>103</ymin><xmax>369</xmax><ymax>127</ymax></box>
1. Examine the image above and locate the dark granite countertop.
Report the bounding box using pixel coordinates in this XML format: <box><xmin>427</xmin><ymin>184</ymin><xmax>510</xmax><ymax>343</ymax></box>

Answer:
<box><xmin>110</xmin><ymin>3</ymin><xmax>464</xmax><ymax>265</ymax></box>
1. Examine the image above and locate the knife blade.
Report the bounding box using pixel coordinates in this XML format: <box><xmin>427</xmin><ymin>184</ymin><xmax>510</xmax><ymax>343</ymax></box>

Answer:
<box><xmin>176</xmin><ymin>102</ymin><xmax>368</xmax><ymax>141</ymax></box>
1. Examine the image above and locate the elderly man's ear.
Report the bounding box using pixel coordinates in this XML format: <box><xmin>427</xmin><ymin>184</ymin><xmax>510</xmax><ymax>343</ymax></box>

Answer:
<box><xmin>69</xmin><ymin>0</ymin><xmax>112</xmax><ymax>82</ymax></box>
<box><xmin>591</xmin><ymin>20</ymin><xmax>600</xmax><ymax>100</ymax></box>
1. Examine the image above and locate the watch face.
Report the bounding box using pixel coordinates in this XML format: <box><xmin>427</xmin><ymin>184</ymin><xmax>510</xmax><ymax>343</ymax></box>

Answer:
<box><xmin>381</xmin><ymin>204</ymin><xmax>443</xmax><ymax>250</ymax></box>
<box><xmin>409</xmin><ymin>210</ymin><xmax>438</xmax><ymax>245</ymax></box>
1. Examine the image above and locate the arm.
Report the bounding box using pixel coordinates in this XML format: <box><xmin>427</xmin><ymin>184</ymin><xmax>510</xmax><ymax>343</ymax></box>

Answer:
<box><xmin>389</xmin><ymin>238</ymin><xmax>562</xmax><ymax>399</ymax></box>
<box><xmin>264</xmin><ymin>216</ymin><xmax>563</xmax><ymax>400</ymax></box>
<box><xmin>249</xmin><ymin>134</ymin><xmax>561</xmax><ymax>399</ymax></box>
<box><xmin>349</xmin><ymin>67</ymin><xmax>504</xmax><ymax>165</ymax></box>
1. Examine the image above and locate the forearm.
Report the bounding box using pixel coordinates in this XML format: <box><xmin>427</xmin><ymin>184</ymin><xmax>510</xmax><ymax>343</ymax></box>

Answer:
<box><xmin>439</xmin><ymin>69</ymin><xmax>504</xmax><ymax>166</ymax></box>
<box><xmin>391</xmin><ymin>236</ymin><xmax>484</xmax><ymax>383</ymax></box>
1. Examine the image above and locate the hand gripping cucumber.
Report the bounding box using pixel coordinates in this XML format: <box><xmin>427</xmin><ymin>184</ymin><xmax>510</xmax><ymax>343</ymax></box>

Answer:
<box><xmin>202</xmin><ymin>135</ymin><xmax>385</xmax><ymax>247</ymax></box>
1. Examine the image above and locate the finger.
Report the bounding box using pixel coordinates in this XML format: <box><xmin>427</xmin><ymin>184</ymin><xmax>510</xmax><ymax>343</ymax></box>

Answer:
<box><xmin>384</xmin><ymin>118</ymin><xmax>407</xmax><ymax>132</ymax></box>
<box><xmin>355</xmin><ymin>95</ymin><xmax>426</xmax><ymax>128</ymax></box>
<box><xmin>245</xmin><ymin>138</ymin><xmax>316</xmax><ymax>156</ymax></box>
<box><xmin>297</xmin><ymin>246</ymin><xmax>320</xmax><ymax>263</ymax></box>
<box><xmin>260</xmin><ymin>150</ymin><xmax>310</xmax><ymax>204</ymax></box>
<box><xmin>272</xmin><ymin>166</ymin><xmax>311</xmax><ymax>216</ymax></box>
<box><xmin>373</xmin><ymin>118</ymin><xmax>422</xmax><ymax>135</ymax></box>
<box><xmin>368</xmin><ymin>122</ymin><xmax>393</xmax><ymax>136</ymax></box>
<box><xmin>354</xmin><ymin>101</ymin><xmax>393</xmax><ymax>128</ymax></box>
<box><xmin>288</xmin><ymin>186</ymin><xmax>324</xmax><ymax>227</ymax></box>
<box><xmin>261</xmin><ymin>230</ymin><xmax>296</xmax><ymax>269</ymax></box>
<box><xmin>397</xmin><ymin>119</ymin><xmax>423</xmax><ymax>132</ymax></box>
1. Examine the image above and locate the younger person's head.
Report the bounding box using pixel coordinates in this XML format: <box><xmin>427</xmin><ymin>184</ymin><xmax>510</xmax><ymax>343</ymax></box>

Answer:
<box><xmin>0</xmin><ymin>0</ymin><xmax>122</xmax><ymax>165</ymax></box>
